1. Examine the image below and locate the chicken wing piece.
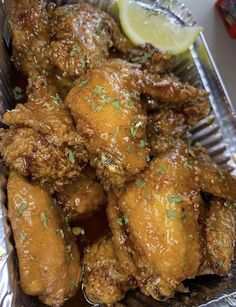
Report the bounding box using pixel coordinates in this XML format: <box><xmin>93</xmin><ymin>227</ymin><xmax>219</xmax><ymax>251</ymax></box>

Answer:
<box><xmin>7</xmin><ymin>171</ymin><xmax>81</xmax><ymax>306</ymax></box>
<box><xmin>56</xmin><ymin>166</ymin><xmax>107</xmax><ymax>221</ymax></box>
<box><xmin>83</xmin><ymin>235</ymin><xmax>136</xmax><ymax>305</ymax></box>
<box><xmin>147</xmin><ymin>108</ymin><xmax>188</xmax><ymax>156</ymax></box>
<box><xmin>142</xmin><ymin>74</ymin><xmax>210</xmax><ymax>125</ymax></box>
<box><xmin>9</xmin><ymin>0</ymin><xmax>55</xmax><ymax>75</ymax></box>
<box><xmin>65</xmin><ymin>60</ymin><xmax>149</xmax><ymax>189</ymax></box>
<box><xmin>108</xmin><ymin>144</ymin><xmax>201</xmax><ymax>300</ymax></box>
<box><xmin>0</xmin><ymin>128</ymin><xmax>82</xmax><ymax>189</ymax></box>
<box><xmin>198</xmin><ymin>198</ymin><xmax>235</xmax><ymax>276</ymax></box>
<box><xmin>1</xmin><ymin>74</ymin><xmax>87</xmax><ymax>189</ymax></box>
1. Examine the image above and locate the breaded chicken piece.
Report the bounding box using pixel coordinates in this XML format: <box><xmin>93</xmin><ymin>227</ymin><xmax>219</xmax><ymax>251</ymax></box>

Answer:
<box><xmin>8</xmin><ymin>0</ymin><xmax>55</xmax><ymax>74</ymax></box>
<box><xmin>199</xmin><ymin>198</ymin><xmax>235</xmax><ymax>276</ymax></box>
<box><xmin>147</xmin><ymin>108</ymin><xmax>188</xmax><ymax>156</ymax></box>
<box><xmin>107</xmin><ymin>143</ymin><xmax>236</xmax><ymax>302</ymax></box>
<box><xmin>56</xmin><ymin>166</ymin><xmax>107</xmax><ymax>221</ymax></box>
<box><xmin>65</xmin><ymin>60</ymin><xmax>149</xmax><ymax>189</ymax></box>
<box><xmin>66</xmin><ymin>59</ymin><xmax>209</xmax><ymax>189</ymax></box>
<box><xmin>1</xmin><ymin>74</ymin><xmax>87</xmax><ymax>189</ymax></box>
<box><xmin>7</xmin><ymin>171</ymin><xmax>81</xmax><ymax>306</ymax></box>
<box><xmin>83</xmin><ymin>235</ymin><xmax>136</xmax><ymax>305</ymax></box>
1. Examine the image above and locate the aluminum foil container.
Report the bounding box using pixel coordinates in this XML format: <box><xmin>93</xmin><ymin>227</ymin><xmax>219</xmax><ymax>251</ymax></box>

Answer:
<box><xmin>0</xmin><ymin>0</ymin><xmax>236</xmax><ymax>306</ymax></box>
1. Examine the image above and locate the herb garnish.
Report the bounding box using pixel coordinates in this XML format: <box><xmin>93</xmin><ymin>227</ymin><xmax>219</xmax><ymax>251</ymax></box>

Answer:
<box><xmin>135</xmin><ymin>179</ymin><xmax>146</xmax><ymax>188</ymax></box>
<box><xmin>19</xmin><ymin>232</ymin><xmax>26</xmax><ymax>246</ymax></box>
<box><xmin>13</xmin><ymin>86</ymin><xmax>24</xmax><ymax>100</ymax></box>
<box><xmin>92</xmin><ymin>85</ymin><xmax>104</xmax><ymax>95</ymax></box>
<box><xmin>30</xmin><ymin>255</ymin><xmax>39</xmax><ymax>261</ymax></box>
<box><xmin>70</xmin><ymin>44</ymin><xmax>79</xmax><ymax>57</ymax></box>
<box><xmin>116</xmin><ymin>215</ymin><xmax>129</xmax><ymax>226</ymax></box>
<box><xmin>168</xmin><ymin>195</ymin><xmax>182</xmax><ymax>203</ymax></box>
<box><xmin>18</xmin><ymin>202</ymin><xmax>27</xmax><ymax>216</ymax></box>
<box><xmin>138</xmin><ymin>140</ymin><xmax>148</xmax><ymax>148</ymax></box>
<box><xmin>166</xmin><ymin>210</ymin><xmax>177</xmax><ymax>219</ymax></box>
<box><xmin>113</xmin><ymin>127</ymin><xmax>120</xmax><ymax>138</ymax></box>
<box><xmin>131</xmin><ymin>52</ymin><xmax>151</xmax><ymax>63</ymax></box>
<box><xmin>40</xmin><ymin>212</ymin><xmax>48</xmax><ymax>228</ymax></box>
<box><xmin>127</xmin><ymin>145</ymin><xmax>132</xmax><ymax>153</ymax></box>
<box><xmin>158</xmin><ymin>166</ymin><xmax>166</xmax><ymax>174</ymax></box>
<box><xmin>51</xmin><ymin>94</ymin><xmax>63</xmax><ymax>104</ymax></box>
<box><xmin>66</xmin><ymin>148</ymin><xmax>75</xmax><ymax>164</ymax></box>
<box><xmin>79</xmin><ymin>80</ymin><xmax>89</xmax><ymax>88</ymax></box>
<box><xmin>69</xmin><ymin>279</ymin><xmax>79</xmax><ymax>287</ymax></box>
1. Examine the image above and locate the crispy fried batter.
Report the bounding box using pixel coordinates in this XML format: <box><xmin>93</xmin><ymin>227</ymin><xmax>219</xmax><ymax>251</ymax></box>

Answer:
<box><xmin>83</xmin><ymin>235</ymin><xmax>136</xmax><ymax>305</ymax></box>
<box><xmin>56</xmin><ymin>166</ymin><xmax>107</xmax><ymax>221</ymax></box>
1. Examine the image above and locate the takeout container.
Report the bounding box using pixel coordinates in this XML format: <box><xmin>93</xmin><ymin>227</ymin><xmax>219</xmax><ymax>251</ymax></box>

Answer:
<box><xmin>0</xmin><ymin>0</ymin><xmax>236</xmax><ymax>306</ymax></box>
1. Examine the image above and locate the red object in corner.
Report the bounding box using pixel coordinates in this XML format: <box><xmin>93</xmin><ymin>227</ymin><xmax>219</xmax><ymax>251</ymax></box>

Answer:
<box><xmin>215</xmin><ymin>0</ymin><xmax>236</xmax><ymax>38</ymax></box>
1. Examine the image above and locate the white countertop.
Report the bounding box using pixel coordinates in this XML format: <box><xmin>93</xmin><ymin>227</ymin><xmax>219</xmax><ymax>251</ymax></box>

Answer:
<box><xmin>183</xmin><ymin>0</ymin><xmax>236</xmax><ymax>106</ymax></box>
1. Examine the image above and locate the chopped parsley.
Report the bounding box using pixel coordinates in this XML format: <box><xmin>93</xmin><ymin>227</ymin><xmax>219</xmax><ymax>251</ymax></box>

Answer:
<box><xmin>40</xmin><ymin>212</ymin><xmax>48</xmax><ymax>228</ymax></box>
<box><xmin>13</xmin><ymin>86</ymin><xmax>24</xmax><ymax>100</ymax></box>
<box><xmin>51</xmin><ymin>94</ymin><xmax>63</xmax><ymax>104</ymax></box>
<box><xmin>181</xmin><ymin>213</ymin><xmax>187</xmax><ymax>224</ymax></box>
<box><xmin>135</xmin><ymin>179</ymin><xmax>146</xmax><ymax>188</ymax></box>
<box><xmin>168</xmin><ymin>195</ymin><xmax>182</xmax><ymax>203</ymax></box>
<box><xmin>113</xmin><ymin>127</ymin><xmax>120</xmax><ymax>137</ymax></box>
<box><xmin>79</xmin><ymin>80</ymin><xmax>89</xmax><ymax>88</ymax></box>
<box><xmin>66</xmin><ymin>148</ymin><xmax>75</xmax><ymax>164</ymax></box>
<box><xmin>116</xmin><ymin>215</ymin><xmax>129</xmax><ymax>226</ymax></box>
<box><xmin>138</xmin><ymin>140</ymin><xmax>148</xmax><ymax>148</ymax></box>
<box><xmin>127</xmin><ymin>100</ymin><xmax>134</xmax><ymax>108</ymax></box>
<box><xmin>72</xmin><ymin>227</ymin><xmax>85</xmax><ymax>236</ymax></box>
<box><xmin>146</xmin><ymin>155</ymin><xmax>151</xmax><ymax>162</ymax></box>
<box><xmin>18</xmin><ymin>202</ymin><xmax>27</xmax><ymax>216</ymax></box>
<box><xmin>127</xmin><ymin>145</ymin><xmax>132</xmax><ymax>153</ymax></box>
<box><xmin>19</xmin><ymin>232</ymin><xmax>26</xmax><ymax>246</ymax></box>
<box><xmin>69</xmin><ymin>278</ymin><xmax>79</xmax><ymax>287</ymax></box>
<box><xmin>158</xmin><ymin>166</ymin><xmax>166</xmax><ymax>174</ymax></box>
<box><xmin>70</xmin><ymin>44</ymin><xmax>79</xmax><ymax>57</ymax></box>
<box><xmin>130</xmin><ymin>127</ymin><xmax>137</xmax><ymax>138</ymax></box>
<box><xmin>92</xmin><ymin>85</ymin><xmax>104</xmax><ymax>95</ymax></box>
<box><xmin>166</xmin><ymin>210</ymin><xmax>177</xmax><ymax>219</ymax></box>
<box><xmin>131</xmin><ymin>52</ymin><xmax>152</xmax><ymax>63</ymax></box>
<box><xmin>56</xmin><ymin>228</ymin><xmax>65</xmax><ymax>239</ymax></box>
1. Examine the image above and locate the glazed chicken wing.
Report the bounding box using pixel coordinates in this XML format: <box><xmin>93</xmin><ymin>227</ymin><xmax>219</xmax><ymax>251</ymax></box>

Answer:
<box><xmin>66</xmin><ymin>59</ymin><xmax>210</xmax><ymax>189</ymax></box>
<box><xmin>83</xmin><ymin>235</ymin><xmax>136</xmax><ymax>305</ymax></box>
<box><xmin>7</xmin><ymin>171</ymin><xmax>81</xmax><ymax>306</ymax></box>
<box><xmin>107</xmin><ymin>143</ymin><xmax>236</xmax><ymax>302</ymax></box>
<box><xmin>1</xmin><ymin>74</ymin><xmax>87</xmax><ymax>189</ymax></box>
<box><xmin>56</xmin><ymin>166</ymin><xmax>107</xmax><ymax>221</ymax></box>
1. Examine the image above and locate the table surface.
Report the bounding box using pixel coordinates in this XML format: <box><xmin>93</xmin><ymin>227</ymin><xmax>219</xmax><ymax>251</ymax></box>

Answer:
<box><xmin>183</xmin><ymin>0</ymin><xmax>236</xmax><ymax>106</ymax></box>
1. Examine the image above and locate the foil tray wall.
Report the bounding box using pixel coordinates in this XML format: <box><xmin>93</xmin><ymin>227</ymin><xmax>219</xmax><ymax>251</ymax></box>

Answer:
<box><xmin>0</xmin><ymin>0</ymin><xmax>236</xmax><ymax>306</ymax></box>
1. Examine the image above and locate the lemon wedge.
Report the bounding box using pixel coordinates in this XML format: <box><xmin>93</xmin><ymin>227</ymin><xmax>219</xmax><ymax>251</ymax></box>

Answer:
<box><xmin>118</xmin><ymin>0</ymin><xmax>203</xmax><ymax>54</ymax></box>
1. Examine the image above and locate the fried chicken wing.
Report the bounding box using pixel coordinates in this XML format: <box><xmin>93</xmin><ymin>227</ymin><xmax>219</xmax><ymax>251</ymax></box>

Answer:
<box><xmin>1</xmin><ymin>74</ymin><xmax>87</xmax><ymax>189</ymax></box>
<box><xmin>66</xmin><ymin>59</ymin><xmax>209</xmax><ymax>189</ymax></box>
<box><xmin>56</xmin><ymin>166</ymin><xmax>107</xmax><ymax>221</ymax></box>
<box><xmin>7</xmin><ymin>171</ymin><xmax>81</xmax><ymax>306</ymax></box>
<box><xmin>199</xmin><ymin>199</ymin><xmax>235</xmax><ymax>276</ymax></box>
<box><xmin>65</xmin><ymin>60</ymin><xmax>149</xmax><ymax>189</ymax></box>
<box><xmin>107</xmin><ymin>143</ymin><xmax>236</xmax><ymax>302</ymax></box>
<box><xmin>9</xmin><ymin>0</ymin><xmax>55</xmax><ymax>75</ymax></box>
<box><xmin>83</xmin><ymin>235</ymin><xmax>136</xmax><ymax>305</ymax></box>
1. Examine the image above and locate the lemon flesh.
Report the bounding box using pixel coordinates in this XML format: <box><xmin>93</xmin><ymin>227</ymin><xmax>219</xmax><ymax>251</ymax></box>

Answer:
<box><xmin>118</xmin><ymin>0</ymin><xmax>203</xmax><ymax>54</ymax></box>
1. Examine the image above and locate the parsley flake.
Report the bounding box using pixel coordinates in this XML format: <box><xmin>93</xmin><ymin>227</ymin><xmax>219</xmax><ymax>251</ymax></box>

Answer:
<box><xmin>135</xmin><ymin>179</ymin><xmax>146</xmax><ymax>188</ymax></box>
<box><xmin>116</xmin><ymin>215</ymin><xmax>129</xmax><ymax>226</ymax></box>
<box><xmin>18</xmin><ymin>202</ymin><xmax>27</xmax><ymax>216</ymax></box>
<box><xmin>181</xmin><ymin>213</ymin><xmax>187</xmax><ymax>224</ymax></box>
<box><xmin>30</xmin><ymin>255</ymin><xmax>38</xmax><ymax>261</ymax></box>
<box><xmin>19</xmin><ymin>232</ymin><xmax>26</xmax><ymax>246</ymax></box>
<box><xmin>13</xmin><ymin>86</ymin><xmax>24</xmax><ymax>100</ymax></box>
<box><xmin>79</xmin><ymin>80</ymin><xmax>89</xmax><ymax>88</ymax></box>
<box><xmin>131</xmin><ymin>52</ymin><xmax>151</xmax><ymax>63</ymax></box>
<box><xmin>113</xmin><ymin>127</ymin><xmax>120</xmax><ymax>137</ymax></box>
<box><xmin>40</xmin><ymin>212</ymin><xmax>48</xmax><ymax>228</ymax></box>
<box><xmin>146</xmin><ymin>155</ymin><xmax>151</xmax><ymax>162</ymax></box>
<box><xmin>66</xmin><ymin>148</ymin><xmax>75</xmax><ymax>164</ymax></box>
<box><xmin>166</xmin><ymin>210</ymin><xmax>177</xmax><ymax>219</ymax></box>
<box><xmin>69</xmin><ymin>278</ymin><xmax>79</xmax><ymax>287</ymax></box>
<box><xmin>158</xmin><ymin>166</ymin><xmax>166</xmax><ymax>174</ymax></box>
<box><xmin>138</xmin><ymin>140</ymin><xmax>148</xmax><ymax>148</ymax></box>
<box><xmin>168</xmin><ymin>195</ymin><xmax>182</xmax><ymax>203</ymax></box>
<box><xmin>51</xmin><ymin>94</ymin><xmax>63</xmax><ymax>104</ymax></box>
<box><xmin>127</xmin><ymin>145</ymin><xmax>132</xmax><ymax>153</ymax></box>
<box><xmin>70</xmin><ymin>44</ymin><xmax>79</xmax><ymax>57</ymax></box>
<box><xmin>92</xmin><ymin>86</ymin><xmax>104</xmax><ymax>95</ymax></box>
